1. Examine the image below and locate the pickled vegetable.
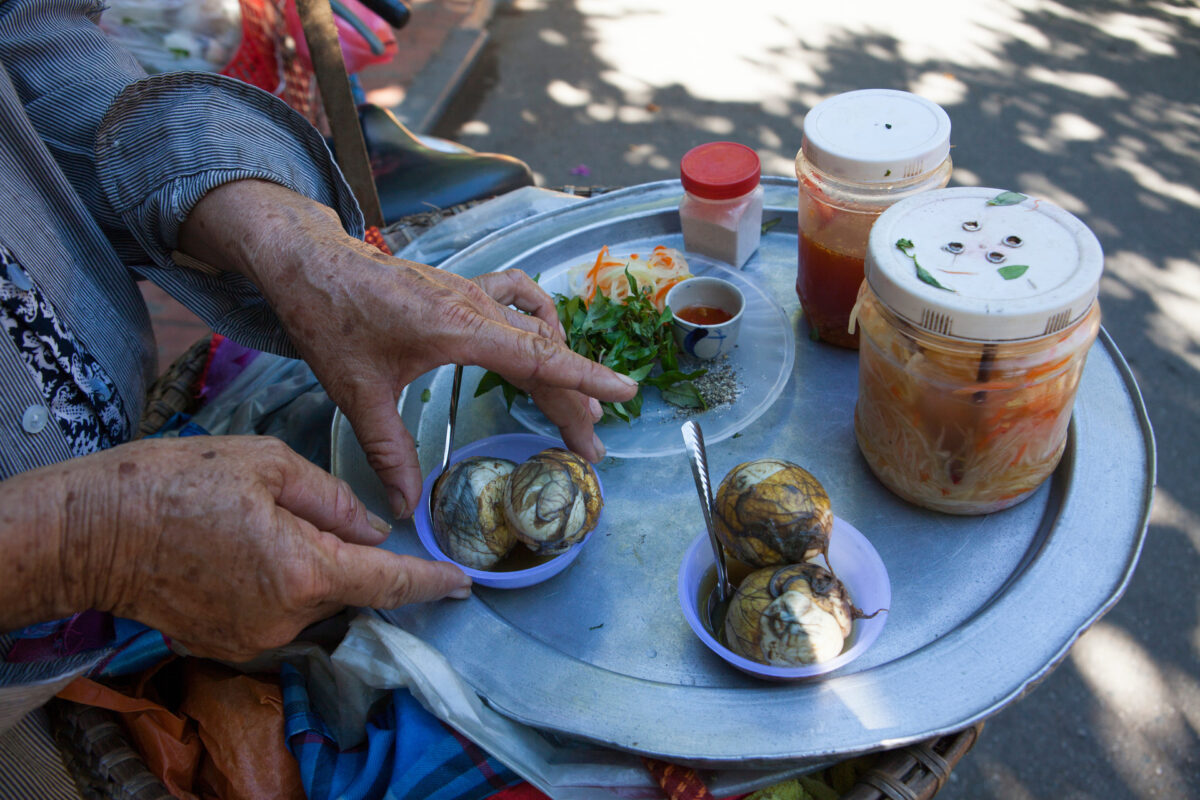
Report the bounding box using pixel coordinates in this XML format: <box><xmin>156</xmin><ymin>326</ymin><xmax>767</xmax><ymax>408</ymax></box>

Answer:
<box><xmin>853</xmin><ymin>286</ymin><xmax>1100</xmax><ymax>514</ymax></box>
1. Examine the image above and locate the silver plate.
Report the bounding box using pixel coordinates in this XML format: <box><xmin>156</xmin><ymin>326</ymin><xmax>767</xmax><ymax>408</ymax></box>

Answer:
<box><xmin>331</xmin><ymin>178</ymin><xmax>1154</xmax><ymax>768</ymax></box>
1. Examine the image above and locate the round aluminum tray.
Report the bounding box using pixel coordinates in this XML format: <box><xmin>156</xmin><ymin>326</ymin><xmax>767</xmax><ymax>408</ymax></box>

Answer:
<box><xmin>331</xmin><ymin>178</ymin><xmax>1154</xmax><ymax>768</ymax></box>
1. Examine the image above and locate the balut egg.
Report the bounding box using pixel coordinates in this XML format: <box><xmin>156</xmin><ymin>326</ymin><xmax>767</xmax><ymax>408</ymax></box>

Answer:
<box><xmin>713</xmin><ymin>458</ymin><xmax>833</xmax><ymax>567</ymax></box>
<box><xmin>430</xmin><ymin>456</ymin><xmax>518</xmax><ymax>568</ymax></box>
<box><xmin>723</xmin><ymin>563</ymin><xmax>854</xmax><ymax>666</ymax></box>
<box><xmin>503</xmin><ymin>448</ymin><xmax>602</xmax><ymax>555</ymax></box>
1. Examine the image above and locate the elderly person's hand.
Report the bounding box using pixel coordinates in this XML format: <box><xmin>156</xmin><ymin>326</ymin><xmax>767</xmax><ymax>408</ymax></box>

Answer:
<box><xmin>0</xmin><ymin>436</ymin><xmax>470</xmax><ymax>662</ymax></box>
<box><xmin>179</xmin><ymin>180</ymin><xmax>637</xmax><ymax>519</ymax></box>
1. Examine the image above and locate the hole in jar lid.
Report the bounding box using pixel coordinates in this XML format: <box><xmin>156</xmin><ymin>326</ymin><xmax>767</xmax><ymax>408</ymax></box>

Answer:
<box><xmin>962</xmin><ymin>220</ymin><xmax>981</xmax><ymax>232</ymax></box>
<box><xmin>1003</xmin><ymin>234</ymin><xmax>1023</xmax><ymax>247</ymax></box>
<box><xmin>944</xmin><ymin>242</ymin><xmax>965</xmax><ymax>254</ymax></box>
<box><xmin>986</xmin><ymin>251</ymin><xmax>1006</xmax><ymax>263</ymax></box>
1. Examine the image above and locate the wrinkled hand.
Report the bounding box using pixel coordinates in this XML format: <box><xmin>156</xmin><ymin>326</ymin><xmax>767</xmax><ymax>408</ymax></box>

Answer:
<box><xmin>53</xmin><ymin>436</ymin><xmax>471</xmax><ymax>662</ymax></box>
<box><xmin>181</xmin><ymin>181</ymin><xmax>637</xmax><ymax>518</ymax></box>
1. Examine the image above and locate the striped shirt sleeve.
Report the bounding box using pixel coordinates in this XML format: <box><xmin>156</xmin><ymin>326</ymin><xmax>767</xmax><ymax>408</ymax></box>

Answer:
<box><xmin>0</xmin><ymin>0</ymin><xmax>366</xmax><ymax>356</ymax></box>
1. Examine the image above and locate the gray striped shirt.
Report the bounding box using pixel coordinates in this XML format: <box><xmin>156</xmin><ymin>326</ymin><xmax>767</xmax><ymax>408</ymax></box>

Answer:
<box><xmin>0</xmin><ymin>0</ymin><xmax>364</xmax><ymax>729</ymax></box>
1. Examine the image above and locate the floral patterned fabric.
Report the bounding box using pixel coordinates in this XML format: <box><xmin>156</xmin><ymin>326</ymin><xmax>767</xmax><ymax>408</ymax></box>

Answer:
<box><xmin>0</xmin><ymin>244</ymin><xmax>128</xmax><ymax>457</ymax></box>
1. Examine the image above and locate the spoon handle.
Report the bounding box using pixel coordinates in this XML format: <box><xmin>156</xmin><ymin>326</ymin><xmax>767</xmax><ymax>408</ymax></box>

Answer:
<box><xmin>681</xmin><ymin>421</ymin><xmax>731</xmax><ymax>601</ymax></box>
<box><xmin>441</xmin><ymin>364</ymin><xmax>464</xmax><ymax>473</ymax></box>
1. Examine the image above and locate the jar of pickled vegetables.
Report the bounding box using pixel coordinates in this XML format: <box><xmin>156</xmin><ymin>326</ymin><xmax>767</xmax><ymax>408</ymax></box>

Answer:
<box><xmin>796</xmin><ymin>89</ymin><xmax>952</xmax><ymax>348</ymax></box>
<box><xmin>852</xmin><ymin>187</ymin><xmax>1104</xmax><ymax>515</ymax></box>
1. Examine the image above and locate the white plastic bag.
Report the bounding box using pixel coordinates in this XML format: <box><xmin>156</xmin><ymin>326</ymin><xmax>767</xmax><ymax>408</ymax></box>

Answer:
<box><xmin>100</xmin><ymin>0</ymin><xmax>243</xmax><ymax>74</ymax></box>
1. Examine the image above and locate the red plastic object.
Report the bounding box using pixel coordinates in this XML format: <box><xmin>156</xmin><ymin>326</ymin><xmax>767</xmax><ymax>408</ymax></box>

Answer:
<box><xmin>680</xmin><ymin>142</ymin><xmax>761</xmax><ymax>200</ymax></box>
<box><xmin>219</xmin><ymin>0</ymin><xmax>321</xmax><ymax>125</ymax></box>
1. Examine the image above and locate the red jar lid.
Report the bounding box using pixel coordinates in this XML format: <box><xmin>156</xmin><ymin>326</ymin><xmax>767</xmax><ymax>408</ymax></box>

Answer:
<box><xmin>680</xmin><ymin>142</ymin><xmax>761</xmax><ymax>200</ymax></box>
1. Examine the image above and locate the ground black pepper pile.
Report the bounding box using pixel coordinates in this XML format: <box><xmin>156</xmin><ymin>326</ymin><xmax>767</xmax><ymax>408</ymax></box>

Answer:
<box><xmin>677</xmin><ymin>352</ymin><xmax>741</xmax><ymax>415</ymax></box>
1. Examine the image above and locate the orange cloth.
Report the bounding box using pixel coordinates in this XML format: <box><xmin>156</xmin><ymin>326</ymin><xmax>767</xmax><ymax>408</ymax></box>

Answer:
<box><xmin>181</xmin><ymin>661</ymin><xmax>305</xmax><ymax>800</ymax></box>
<box><xmin>58</xmin><ymin>661</ymin><xmax>303</xmax><ymax>800</ymax></box>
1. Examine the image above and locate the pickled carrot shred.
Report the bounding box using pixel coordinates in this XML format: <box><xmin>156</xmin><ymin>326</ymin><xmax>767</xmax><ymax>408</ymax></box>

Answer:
<box><xmin>568</xmin><ymin>244</ymin><xmax>693</xmax><ymax>311</ymax></box>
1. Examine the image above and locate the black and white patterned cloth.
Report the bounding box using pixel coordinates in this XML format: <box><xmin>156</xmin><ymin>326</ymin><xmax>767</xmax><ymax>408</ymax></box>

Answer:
<box><xmin>0</xmin><ymin>244</ymin><xmax>128</xmax><ymax>456</ymax></box>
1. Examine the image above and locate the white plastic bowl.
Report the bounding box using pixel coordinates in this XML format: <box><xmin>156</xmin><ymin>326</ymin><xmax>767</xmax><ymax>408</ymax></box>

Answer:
<box><xmin>416</xmin><ymin>433</ymin><xmax>602</xmax><ymax>589</ymax></box>
<box><xmin>677</xmin><ymin>515</ymin><xmax>890</xmax><ymax>680</ymax></box>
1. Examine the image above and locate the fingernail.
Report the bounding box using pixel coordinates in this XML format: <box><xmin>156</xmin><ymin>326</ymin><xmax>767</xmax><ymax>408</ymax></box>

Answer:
<box><xmin>390</xmin><ymin>492</ymin><xmax>410</xmax><ymax>520</ymax></box>
<box><xmin>591</xmin><ymin>432</ymin><xmax>606</xmax><ymax>461</ymax></box>
<box><xmin>447</xmin><ymin>584</ymin><xmax>473</xmax><ymax>600</ymax></box>
<box><xmin>588</xmin><ymin>397</ymin><xmax>603</xmax><ymax>421</ymax></box>
<box><xmin>367</xmin><ymin>510</ymin><xmax>392</xmax><ymax>535</ymax></box>
<box><xmin>615</xmin><ymin>372</ymin><xmax>638</xmax><ymax>387</ymax></box>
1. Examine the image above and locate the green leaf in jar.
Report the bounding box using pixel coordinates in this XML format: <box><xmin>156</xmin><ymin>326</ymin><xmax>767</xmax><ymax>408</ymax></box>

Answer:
<box><xmin>987</xmin><ymin>191</ymin><xmax>1028</xmax><ymax>206</ymax></box>
<box><xmin>997</xmin><ymin>264</ymin><xmax>1030</xmax><ymax>280</ymax></box>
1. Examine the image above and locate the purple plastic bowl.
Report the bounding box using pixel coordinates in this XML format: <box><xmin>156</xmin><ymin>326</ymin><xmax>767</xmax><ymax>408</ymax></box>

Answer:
<box><xmin>416</xmin><ymin>433</ymin><xmax>603</xmax><ymax>589</ymax></box>
<box><xmin>677</xmin><ymin>515</ymin><xmax>890</xmax><ymax>680</ymax></box>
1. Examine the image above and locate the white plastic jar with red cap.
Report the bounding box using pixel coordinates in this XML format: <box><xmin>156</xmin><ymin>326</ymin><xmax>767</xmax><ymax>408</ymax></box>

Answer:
<box><xmin>679</xmin><ymin>142</ymin><xmax>764</xmax><ymax>269</ymax></box>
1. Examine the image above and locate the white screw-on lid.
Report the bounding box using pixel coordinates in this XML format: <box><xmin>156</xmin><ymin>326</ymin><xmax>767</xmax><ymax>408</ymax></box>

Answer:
<box><xmin>864</xmin><ymin>187</ymin><xmax>1104</xmax><ymax>341</ymax></box>
<box><xmin>800</xmin><ymin>89</ymin><xmax>952</xmax><ymax>183</ymax></box>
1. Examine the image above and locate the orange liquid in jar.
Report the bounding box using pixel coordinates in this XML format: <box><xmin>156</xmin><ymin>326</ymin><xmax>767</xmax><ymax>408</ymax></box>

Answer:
<box><xmin>676</xmin><ymin>304</ymin><xmax>734</xmax><ymax>325</ymax></box>
<box><xmin>796</xmin><ymin>233</ymin><xmax>866</xmax><ymax>349</ymax></box>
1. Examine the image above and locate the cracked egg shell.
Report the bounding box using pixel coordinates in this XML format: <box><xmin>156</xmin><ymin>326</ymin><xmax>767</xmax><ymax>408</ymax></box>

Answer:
<box><xmin>723</xmin><ymin>563</ymin><xmax>854</xmax><ymax>667</ymax></box>
<box><xmin>430</xmin><ymin>456</ymin><xmax>518</xmax><ymax>569</ymax></box>
<box><xmin>713</xmin><ymin>458</ymin><xmax>833</xmax><ymax>567</ymax></box>
<box><xmin>503</xmin><ymin>448</ymin><xmax>602</xmax><ymax>555</ymax></box>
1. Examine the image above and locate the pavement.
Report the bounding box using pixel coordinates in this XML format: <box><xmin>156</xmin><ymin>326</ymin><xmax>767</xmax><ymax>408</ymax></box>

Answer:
<box><xmin>143</xmin><ymin>2</ymin><xmax>1199</xmax><ymax>798</ymax></box>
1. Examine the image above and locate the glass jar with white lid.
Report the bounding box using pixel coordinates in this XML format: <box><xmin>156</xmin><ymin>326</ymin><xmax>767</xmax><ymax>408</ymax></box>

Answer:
<box><xmin>796</xmin><ymin>89</ymin><xmax>953</xmax><ymax>348</ymax></box>
<box><xmin>852</xmin><ymin>187</ymin><xmax>1105</xmax><ymax>515</ymax></box>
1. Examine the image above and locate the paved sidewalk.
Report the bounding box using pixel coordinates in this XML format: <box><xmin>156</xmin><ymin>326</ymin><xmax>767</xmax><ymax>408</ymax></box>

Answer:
<box><xmin>143</xmin><ymin>0</ymin><xmax>491</xmax><ymax>368</ymax></box>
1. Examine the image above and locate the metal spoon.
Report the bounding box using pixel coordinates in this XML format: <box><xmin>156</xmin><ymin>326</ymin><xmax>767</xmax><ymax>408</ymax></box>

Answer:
<box><xmin>430</xmin><ymin>364</ymin><xmax>464</xmax><ymax>505</ymax></box>
<box><xmin>681</xmin><ymin>420</ymin><xmax>733</xmax><ymax>639</ymax></box>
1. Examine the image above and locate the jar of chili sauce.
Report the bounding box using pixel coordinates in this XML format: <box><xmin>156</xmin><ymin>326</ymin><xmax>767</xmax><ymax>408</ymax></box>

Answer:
<box><xmin>852</xmin><ymin>187</ymin><xmax>1104</xmax><ymax>515</ymax></box>
<box><xmin>796</xmin><ymin>89</ymin><xmax>952</xmax><ymax>348</ymax></box>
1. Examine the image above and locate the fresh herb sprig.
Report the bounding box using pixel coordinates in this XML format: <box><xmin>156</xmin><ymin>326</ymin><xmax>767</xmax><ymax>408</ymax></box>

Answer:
<box><xmin>476</xmin><ymin>270</ymin><xmax>706</xmax><ymax>423</ymax></box>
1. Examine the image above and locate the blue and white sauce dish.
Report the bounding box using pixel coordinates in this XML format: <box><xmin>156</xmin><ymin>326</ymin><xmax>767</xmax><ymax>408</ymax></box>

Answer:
<box><xmin>665</xmin><ymin>276</ymin><xmax>745</xmax><ymax>360</ymax></box>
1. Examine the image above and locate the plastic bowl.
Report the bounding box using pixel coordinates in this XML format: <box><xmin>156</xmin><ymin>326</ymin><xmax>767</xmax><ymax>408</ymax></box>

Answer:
<box><xmin>416</xmin><ymin>433</ymin><xmax>602</xmax><ymax>589</ymax></box>
<box><xmin>677</xmin><ymin>515</ymin><xmax>890</xmax><ymax>680</ymax></box>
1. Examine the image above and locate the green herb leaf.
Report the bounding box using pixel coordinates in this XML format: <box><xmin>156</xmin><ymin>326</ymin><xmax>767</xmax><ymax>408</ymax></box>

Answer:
<box><xmin>476</xmin><ymin>275</ymin><xmax>705</xmax><ymax>423</ymax></box>
<box><xmin>896</xmin><ymin>238</ymin><xmax>955</xmax><ymax>292</ymax></box>
<box><xmin>501</xmin><ymin>382</ymin><xmax>519</xmax><ymax>411</ymax></box>
<box><xmin>987</xmin><ymin>191</ymin><xmax>1028</xmax><ymax>206</ymax></box>
<box><xmin>997</xmin><ymin>264</ymin><xmax>1030</xmax><ymax>280</ymax></box>
<box><xmin>420</xmin><ymin>388</ymin><xmax>431</xmax><ymax>402</ymax></box>
<box><xmin>474</xmin><ymin>371</ymin><xmax>505</xmax><ymax>397</ymax></box>
<box><xmin>761</xmin><ymin>217</ymin><xmax>781</xmax><ymax>234</ymax></box>
<box><xmin>916</xmin><ymin>265</ymin><xmax>953</xmax><ymax>290</ymax></box>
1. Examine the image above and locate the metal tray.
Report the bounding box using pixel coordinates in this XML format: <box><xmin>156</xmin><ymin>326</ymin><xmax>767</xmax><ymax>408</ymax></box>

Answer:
<box><xmin>331</xmin><ymin>178</ymin><xmax>1154</xmax><ymax>768</ymax></box>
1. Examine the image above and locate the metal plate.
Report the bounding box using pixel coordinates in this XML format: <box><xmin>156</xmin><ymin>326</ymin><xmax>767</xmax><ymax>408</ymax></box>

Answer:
<box><xmin>331</xmin><ymin>178</ymin><xmax>1154</xmax><ymax>768</ymax></box>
